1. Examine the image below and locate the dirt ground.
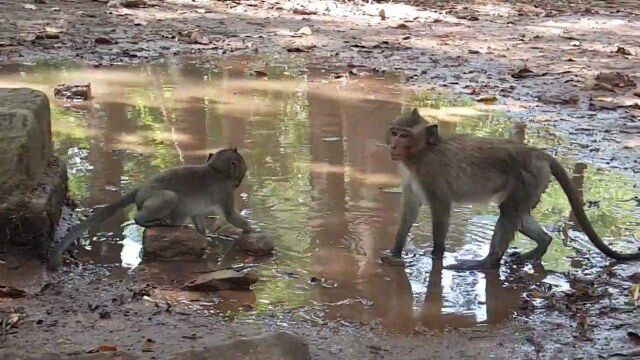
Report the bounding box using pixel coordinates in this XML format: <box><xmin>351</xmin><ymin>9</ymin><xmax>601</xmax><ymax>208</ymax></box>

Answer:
<box><xmin>1</xmin><ymin>0</ymin><xmax>640</xmax><ymax>359</ymax></box>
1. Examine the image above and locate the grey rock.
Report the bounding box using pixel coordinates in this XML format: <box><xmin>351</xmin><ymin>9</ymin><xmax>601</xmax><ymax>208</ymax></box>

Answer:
<box><xmin>0</xmin><ymin>88</ymin><xmax>67</xmax><ymax>257</ymax></box>
<box><xmin>143</xmin><ymin>226</ymin><xmax>208</xmax><ymax>260</ymax></box>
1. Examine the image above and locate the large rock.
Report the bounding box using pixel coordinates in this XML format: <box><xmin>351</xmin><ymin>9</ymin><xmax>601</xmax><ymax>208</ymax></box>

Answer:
<box><xmin>172</xmin><ymin>332</ymin><xmax>311</xmax><ymax>360</ymax></box>
<box><xmin>143</xmin><ymin>226</ymin><xmax>208</xmax><ymax>260</ymax></box>
<box><xmin>0</xmin><ymin>88</ymin><xmax>67</xmax><ymax>257</ymax></box>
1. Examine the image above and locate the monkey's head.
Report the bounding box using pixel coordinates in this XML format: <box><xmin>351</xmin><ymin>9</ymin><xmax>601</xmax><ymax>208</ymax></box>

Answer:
<box><xmin>387</xmin><ymin>108</ymin><xmax>440</xmax><ymax>161</ymax></box>
<box><xmin>207</xmin><ymin>148</ymin><xmax>247</xmax><ymax>188</ymax></box>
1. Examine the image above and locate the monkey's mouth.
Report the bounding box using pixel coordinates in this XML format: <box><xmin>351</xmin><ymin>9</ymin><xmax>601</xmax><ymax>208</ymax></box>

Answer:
<box><xmin>389</xmin><ymin>151</ymin><xmax>404</xmax><ymax>160</ymax></box>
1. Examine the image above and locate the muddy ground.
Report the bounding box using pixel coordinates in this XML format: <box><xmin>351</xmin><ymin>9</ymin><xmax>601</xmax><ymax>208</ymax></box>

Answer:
<box><xmin>1</xmin><ymin>0</ymin><xmax>640</xmax><ymax>359</ymax></box>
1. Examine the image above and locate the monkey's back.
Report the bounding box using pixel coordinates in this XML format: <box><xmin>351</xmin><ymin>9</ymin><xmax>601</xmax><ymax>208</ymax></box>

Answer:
<box><xmin>419</xmin><ymin>134</ymin><xmax>551</xmax><ymax>203</ymax></box>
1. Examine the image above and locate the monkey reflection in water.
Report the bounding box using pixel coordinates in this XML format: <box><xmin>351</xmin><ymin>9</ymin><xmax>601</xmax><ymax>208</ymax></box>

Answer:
<box><xmin>48</xmin><ymin>148</ymin><xmax>256</xmax><ymax>270</ymax></box>
<box><xmin>382</xmin><ymin>109</ymin><xmax>640</xmax><ymax>270</ymax></box>
<box><xmin>318</xmin><ymin>258</ymin><xmax>542</xmax><ymax>330</ymax></box>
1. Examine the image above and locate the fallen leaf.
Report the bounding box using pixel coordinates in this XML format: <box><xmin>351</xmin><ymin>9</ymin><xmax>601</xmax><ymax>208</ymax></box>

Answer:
<box><xmin>476</xmin><ymin>95</ymin><xmax>498</xmax><ymax>105</ymax></box>
<box><xmin>286</xmin><ymin>44</ymin><xmax>316</xmax><ymax>53</ymax></box>
<box><xmin>631</xmin><ymin>284</ymin><xmax>639</xmax><ymax>307</ymax></box>
<box><xmin>95</xmin><ymin>37</ymin><xmax>116</xmax><ymax>45</ymax></box>
<box><xmin>297</xmin><ymin>26</ymin><xmax>312</xmax><ymax>36</ymax></box>
<box><xmin>181</xmin><ymin>270</ymin><xmax>259</xmax><ymax>292</ymax></box>
<box><xmin>6</xmin><ymin>313</ymin><xmax>20</xmax><ymax>329</ymax></box>
<box><xmin>189</xmin><ymin>31</ymin><xmax>209</xmax><ymax>45</ymax></box>
<box><xmin>44</xmin><ymin>27</ymin><xmax>63</xmax><ymax>34</ymax></box>
<box><xmin>606</xmin><ymin>348</ymin><xmax>640</xmax><ymax>358</ymax></box>
<box><xmin>0</xmin><ymin>285</ymin><xmax>27</xmax><ymax>298</ymax></box>
<box><xmin>252</xmin><ymin>70</ymin><xmax>268</xmax><ymax>78</ymax></box>
<box><xmin>511</xmin><ymin>67</ymin><xmax>534</xmax><ymax>79</ymax></box>
<box><xmin>616</xmin><ymin>46</ymin><xmax>632</xmax><ymax>56</ymax></box>
<box><xmin>379</xmin><ymin>9</ymin><xmax>386</xmax><ymax>20</ymax></box>
<box><xmin>595</xmin><ymin>72</ymin><xmax>636</xmax><ymax>89</ymax></box>
<box><xmin>98</xmin><ymin>344</ymin><xmax>117</xmax><ymax>352</ymax></box>
<box><xmin>292</xmin><ymin>8</ymin><xmax>317</xmax><ymax>15</ymax></box>
<box><xmin>142</xmin><ymin>338</ymin><xmax>155</xmax><ymax>352</ymax></box>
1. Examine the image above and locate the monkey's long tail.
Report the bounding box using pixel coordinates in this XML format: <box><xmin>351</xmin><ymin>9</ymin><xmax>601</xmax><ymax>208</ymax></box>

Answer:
<box><xmin>47</xmin><ymin>189</ymin><xmax>139</xmax><ymax>270</ymax></box>
<box><xmin>549</xmin><ymin>157</ymin><xmax>640</xmax><ymax>260</ymax></box>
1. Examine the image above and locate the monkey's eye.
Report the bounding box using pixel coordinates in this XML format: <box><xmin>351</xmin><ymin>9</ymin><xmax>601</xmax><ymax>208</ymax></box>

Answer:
<box><xmin>399</xmin><ymin>133</ymin><xmax>409</xmax><ymax>139</ymax></box>
<box><xmin>390</xmin><ymin>130</ymin><xmax>398</xmax><ymax>137</ymax></box>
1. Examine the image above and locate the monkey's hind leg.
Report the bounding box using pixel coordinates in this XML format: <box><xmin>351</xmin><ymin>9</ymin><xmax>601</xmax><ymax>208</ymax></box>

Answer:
<box><xmin>135</xmin><ymin>190</ymin><xmax>179</xmax><ymax>227</ymax></box>
<box><xmin>446</xmin><ymin>213</ymin><xmax>520</xmax><ymax>270</ymax></box>
<box><xmin>514</xmin><ymin>215</ymin><xmax>552</xmax><ymax>261</ymax></box>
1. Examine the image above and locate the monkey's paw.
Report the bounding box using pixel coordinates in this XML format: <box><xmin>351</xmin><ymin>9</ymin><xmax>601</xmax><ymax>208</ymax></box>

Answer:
<box><xmin>444</xmin><ymin>258</ymin><xmax>499</xmax><ymax>271</ymax></box>
<box><xmin>380</xmin><ymin>253</ymin><xmax>406</xmax><ymax>266</ymax></box>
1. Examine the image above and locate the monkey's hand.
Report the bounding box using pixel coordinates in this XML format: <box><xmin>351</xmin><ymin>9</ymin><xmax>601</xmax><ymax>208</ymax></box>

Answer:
<box><xmin>380</xmin><ymin>253</ymin><xmax>406</xmax><ymax>266</ymax></box>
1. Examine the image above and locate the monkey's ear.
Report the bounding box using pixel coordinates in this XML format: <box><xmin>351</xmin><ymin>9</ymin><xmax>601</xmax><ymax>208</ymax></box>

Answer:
<box><xmin>411</xmin><ymin>108</ymin><xmax>420</xmax><ymax>118</ymax></box>
<box><xmin>425</xmin><ymin>124</ymin><xmax>440</xmax><ymax>145</ymax></box>
<box><xmin>232</xmin><ymin>147</ymin><xmax>238</xmax><ymax>153</ymax></box>
<box><xmin>207</xmin><ymin>152</ymin><xmax>214</xmax><ymax>161</ymax></box>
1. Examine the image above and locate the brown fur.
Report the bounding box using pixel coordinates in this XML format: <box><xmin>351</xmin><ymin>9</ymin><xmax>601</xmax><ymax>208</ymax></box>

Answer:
<box><xmin>384</xmin><ymin>108</ymin><xmax>640</xmax><ymax>270</ymax></box>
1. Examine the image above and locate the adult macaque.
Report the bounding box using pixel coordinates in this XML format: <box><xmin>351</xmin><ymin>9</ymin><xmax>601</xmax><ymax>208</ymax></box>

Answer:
<box><xmin>383</xmin><ymin>108</ymin><xmax>640</xmax><ymax>270</ymax></box>
<box><xmin>48</xmin><ymin>148</ymin><xmax>253</xmax><ymax>270</ymax></box>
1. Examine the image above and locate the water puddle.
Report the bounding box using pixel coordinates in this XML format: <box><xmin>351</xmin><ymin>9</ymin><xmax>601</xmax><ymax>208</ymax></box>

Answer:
<box><xmin>1</xmin><ymin>58</ymin><xmax>638</xmax><ymax>331</ymax></box>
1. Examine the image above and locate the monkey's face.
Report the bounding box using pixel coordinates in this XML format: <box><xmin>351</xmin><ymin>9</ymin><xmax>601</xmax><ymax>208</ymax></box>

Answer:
<box><xmin>387</xmin><ymin>126</ymin><xmax>418</xmax><ymax>161</ymax></box>
<box><xmin>209</xmin><ymin>148</ymin><xmax>247</xmax><ymax>187</ymax></box>
<box><xmin>387</xmin><ymin>123</ymin><xmax>441</xmax><ymax>161</ymax></box>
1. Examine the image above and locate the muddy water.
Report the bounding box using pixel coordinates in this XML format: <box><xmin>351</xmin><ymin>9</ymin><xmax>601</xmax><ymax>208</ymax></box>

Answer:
<box><xmin>1</xmin><ymin>59</ymin><xmax>638</xmax><ymax>331</ymax></box>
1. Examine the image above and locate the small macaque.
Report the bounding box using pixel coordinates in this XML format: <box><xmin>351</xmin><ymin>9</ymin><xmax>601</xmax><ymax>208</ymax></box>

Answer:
<box><xmin>48</xmin><ymin>148</ymin><xmax>254</xmax><ymax>270</ymax></box>
<box><xmin>382</xmin><ymin>108</ymin><xmax>640</xmax><ymax>270</ymax></box>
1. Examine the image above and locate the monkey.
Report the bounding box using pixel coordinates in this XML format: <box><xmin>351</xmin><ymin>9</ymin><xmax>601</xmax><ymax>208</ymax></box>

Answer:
<box><xmin>48</xmin><ymin>148</ymin><xmax>253</xmax><ymax>270</ymax></box>
<box><xmin>382</xmin><ymin>108</ymin><xmax>640</xmax><ymax>270</ymax></box>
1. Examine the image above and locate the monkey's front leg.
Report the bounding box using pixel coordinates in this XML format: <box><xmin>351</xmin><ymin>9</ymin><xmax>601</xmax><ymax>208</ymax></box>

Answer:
<box><xmin>382</xmin><ymin>184</ymin><xmax>421</xmax><ymax>266</ymax></box>
<box><xmin>429</xmin><ymin>196</ymin><xmax>451</xmax><ymax>257</ymax></box>
<box><xmin>223</xmin><ymin>206</ymin><xmax>253</xmax><ymax>234</ymax></box>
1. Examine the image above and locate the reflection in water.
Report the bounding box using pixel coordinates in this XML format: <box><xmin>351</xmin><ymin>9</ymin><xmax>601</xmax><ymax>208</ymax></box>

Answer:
<box><xmin>0</xmin><ymin>59</ymin><xmax>638</xmax><ymax>331</ymax></box>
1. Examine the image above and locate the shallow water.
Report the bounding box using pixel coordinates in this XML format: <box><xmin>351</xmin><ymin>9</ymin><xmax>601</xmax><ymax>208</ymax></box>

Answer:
<box><xmin>1</xmin><ymin>58</ymin><xmax>638</xmax><ymax>331</ymax></box>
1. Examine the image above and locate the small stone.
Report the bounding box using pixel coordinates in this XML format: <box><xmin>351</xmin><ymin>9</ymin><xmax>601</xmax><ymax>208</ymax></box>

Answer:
<box><xmin>236</xmin><ymin>233</ymin><xmax>274</xmax><ymax>255</ymax></box>
<box><xmin>143</xmin><ymin>226</ymin><xmax>208</xmax><ymax>261</ymax></box>
<box><xmin>181</xmin><ymin>269</ymin><xmax>258</xmax><ymax>292</ymax></box>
